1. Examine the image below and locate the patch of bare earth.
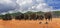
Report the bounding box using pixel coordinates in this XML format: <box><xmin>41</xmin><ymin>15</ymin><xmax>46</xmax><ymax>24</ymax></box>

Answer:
<box><xmin>0</xmin><ymin>18</ymin><xmax>60</xmax><ymax>28</ymax></box>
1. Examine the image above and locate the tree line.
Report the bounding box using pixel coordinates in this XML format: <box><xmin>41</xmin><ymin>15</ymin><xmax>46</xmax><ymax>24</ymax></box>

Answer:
<box><xmin>0</xmin><ymin>11</ymin><xmax>60</xmax><ymax>20</ymax></box>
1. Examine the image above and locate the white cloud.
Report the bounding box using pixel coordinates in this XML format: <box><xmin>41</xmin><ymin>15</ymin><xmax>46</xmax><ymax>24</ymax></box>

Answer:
<box><xmin>16</xmin><ymin>0</ymin><xmax>32</xmax><ymax>6</ymax></box>
<box><xmin>0</xmin><ymin>0</ymin><xmax>19</xmax><ymax>13</ymax></box>
<box><xmin>0</xmin><ymin>0</ymin><xmax>12</xmax><ymax>4</ymax></box>
<box><xmin>16</xmin><ymin>0</ymin><xmax>53</xmax><ymax>13</ymax></box>
<box><xmin>36</xmin><ymin>3</ymin><xmax>53</xmax><ymax>12</ymax></box>
<box><xmin>1</xmin><ymin>12</ymin><xmax>7</xmax><ymax>15</ymax></box>
<box><xmin>0</xmin><ymin>0</ymin><xmax>55</xmax><ymax>14</ymax></box>
<box><xmin>32</xmin><ymin>6</ymin><xmax>36</xmax><ymax>9</ymax></box>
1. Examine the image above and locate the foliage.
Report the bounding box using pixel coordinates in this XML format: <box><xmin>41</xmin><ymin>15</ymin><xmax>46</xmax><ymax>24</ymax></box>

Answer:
<box><xmin>0</xmin><ymin>11</ymin><xmax>60</xmax><ymax>18</ymax></box>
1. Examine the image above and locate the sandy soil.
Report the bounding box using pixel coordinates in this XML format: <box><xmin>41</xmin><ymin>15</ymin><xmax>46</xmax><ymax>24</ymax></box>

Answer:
<box><xmin>0</xmin><ymin>18</ymin><xmax>60</xmax><ymax>28</ymax></box>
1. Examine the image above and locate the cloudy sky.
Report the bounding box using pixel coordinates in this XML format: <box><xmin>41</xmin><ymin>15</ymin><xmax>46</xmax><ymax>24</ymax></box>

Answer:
<box><xmin>0</xmin><ymin>0</ymin><xmax>60</xmax><ymax>14</ymax></box>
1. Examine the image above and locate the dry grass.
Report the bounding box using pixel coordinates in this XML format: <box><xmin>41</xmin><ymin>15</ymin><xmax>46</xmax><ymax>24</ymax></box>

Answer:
<box><xmin>0</xmin><ymin>18</ymin><xmax>60</xmax><ymax>28</ymax></box>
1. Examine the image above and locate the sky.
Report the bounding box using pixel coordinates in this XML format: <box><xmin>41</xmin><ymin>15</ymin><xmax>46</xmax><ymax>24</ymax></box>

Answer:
<box><xmin>0</xmin><ymin>0</ymin><xmax>60</xmax><ymax>14</ymax></box>
<box><xmin>45</xmin><ymin>0</ymin><xmax>60</xmax><ymax>9</ymax></box>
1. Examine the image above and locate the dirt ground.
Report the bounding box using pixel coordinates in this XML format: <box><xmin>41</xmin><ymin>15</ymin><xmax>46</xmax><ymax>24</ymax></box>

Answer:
<box><xmin>0</xmin><ymin>18</ymin><xmax>60</xmax><ymax>28</ymax></box>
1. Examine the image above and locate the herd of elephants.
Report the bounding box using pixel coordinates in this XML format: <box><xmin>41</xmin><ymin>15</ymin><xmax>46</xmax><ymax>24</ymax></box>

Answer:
<box><xmin>1</xmin><ymin>12</ymin><xmax>52</xmax><ymax>24</ymax></box>
<box><xmin>1</xmin><ymin>12</ymin><xmax>52</xmax><ymax>21</ymax></box>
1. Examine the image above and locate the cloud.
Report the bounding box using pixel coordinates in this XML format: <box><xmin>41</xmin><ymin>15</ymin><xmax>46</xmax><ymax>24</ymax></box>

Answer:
<box><xmin>16</xmin><ymin>0</ymin><xmax>53</xmax><ymax>12</ymax></box>
<box><xmin>0</xmin><ymin>0</ymin><xmax>56</xmax><ymax>14</ymax></box>
<box><xmin>36</xmin><ymin>3</ymin><xmax>53</xmax><ymax>12</ymax></box>
<box><xmin>0</xmin><ymin>0</ymin><xmax>11</xmax><ymax>3</ymax></box>
<box><xmin>45</xmin><ymin>0</ymin><xmax>60</xmax><ymax>9</ymax></box>
<box><xmin>0</xmin><ymin>0</ymin><xmax>20</xmax><ymax>14</ymax></box>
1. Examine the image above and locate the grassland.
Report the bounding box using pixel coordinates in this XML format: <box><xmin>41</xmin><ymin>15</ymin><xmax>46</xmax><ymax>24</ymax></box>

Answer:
<box><xmin>0</xmin><ymin>18</ymin><xmax>60</xmax><ymax>28</ymax></box>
